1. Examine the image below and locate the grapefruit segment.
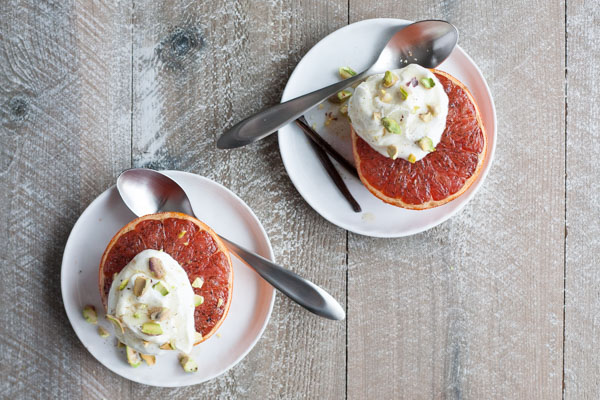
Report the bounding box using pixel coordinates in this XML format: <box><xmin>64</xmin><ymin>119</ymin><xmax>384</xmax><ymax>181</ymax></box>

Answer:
<box><xmin>98</xmin><ymin>212</ymin><xmax>233</xmax><ymax>344</ymax></box>
<box><xmin>351</xmin><ymin>69</ymin><xmax>486</xmax><ymax>210</ymax></box>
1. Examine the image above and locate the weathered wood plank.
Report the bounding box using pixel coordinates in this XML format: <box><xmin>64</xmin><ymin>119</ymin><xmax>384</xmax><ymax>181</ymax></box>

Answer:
<box><xmin>0</xmin><ymin>0</ymin><xmax>131</xmax><ymax>399</ymax></box>
<box><xmin>347</xmin><ymin>2</ymin><xmax>565</xmax><ymax>399</ymax></box>
<box><xmin>563</xmin><ymin>1</ymin><xmax>600</xmax><ymax>398</ymax></box>
<box><xmin>130</xmin><ymin>1</ymin><xmax>347</xmax><ymax>398</ymax></box>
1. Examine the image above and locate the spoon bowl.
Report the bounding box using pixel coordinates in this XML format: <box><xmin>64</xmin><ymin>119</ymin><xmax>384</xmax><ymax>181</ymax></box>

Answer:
<box><xmin>117</xmin><ymin>168</ymin><xmax>346</xmax><ymax>320</ymax></box>
<box><xmin>218</xmin><ymin>20</ymin><xmax>458</xmax><ymax>149</ymax></box>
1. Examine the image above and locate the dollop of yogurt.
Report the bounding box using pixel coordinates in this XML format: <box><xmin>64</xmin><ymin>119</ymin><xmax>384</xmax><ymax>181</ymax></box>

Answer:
<box><xmin>107</xmin><ymin>249</ymin><xmax>196</xmax><ymax>355</ymax></box>
<box><xmin>348</xmin><ymin>64</ymin><xmax>449</xmax><ymax>162</ymax></box>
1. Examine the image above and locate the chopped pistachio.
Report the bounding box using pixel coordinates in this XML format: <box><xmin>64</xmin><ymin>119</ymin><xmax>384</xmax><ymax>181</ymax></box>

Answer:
<box><xmin>140</xmin><ymin>354</ymin><xmax>156</xmax><ymax>366</ymax></box>
<box><xmin>97</xmin><ymin>326</ymin><xmax>110</xmax><ymax>338</ymax></box>
<box><xmin>177</xmin><ymin>230</ymin><xmax>187</xmax><ymax>239</ymax></box>
<box><xmin>149</xmin><ymin>257</ymin><xmax>166</xmax><ymax>279</ymax></box>
<box><xmin>399</xmin><ymin>86</ymin><xmax>409</xmax><ymax>100</ymax></box>
<box><xmin>194</xmin><ymin>295</ymin><xmax>204</xmax><ymax>307</ymax></box>
<box><xmin>419</xmin><ymin>111</ymin><xmax>433</xmax><ymax>122</ymax></box>
<box><xmin>126</xmin><ymin>346</ymin><xmax>142</xmax><ymax>368</ymax></box>
<box><xmin>372</xmin><ymin>112</ymin><xmax>382</xmax><ymax>121</ymax></box>
<box><xmin>133</xmin><ymin>276</ymin><xmax>149</xmax><ymax>297</ymax></box>
<box><xmin>387</xmin><ymin>145</ymin><xmax>399</xmax><ymax>160</ymax></box>
<box><xmin>339</xmin><ymin>66</ymin><xmax>357</xmax><ymax>79</ymax></box>
<box><xmin>153</xmin><ymin>281</ymin><xmax>169</xmax><ymax>296</ymax></box>
<box><xmin>217</xmin><ymin>298</ymin><xmax>224</xmax><ymax>308</ymax></box>
<box><xmin>118</xmin><ymin>278</ymin><xmax>129</xmax><ymax>291</ymax></box>
<box><xmin>149</xmin><ymin>307</ymin><xmax>171</xmax><ymax>322</ymax></box>
<box><xmin>379</xmin><ymin>89</ymin><xmax>393</xmax><ymax>102</ymax></box>
<box><xmin>82</xmin><ymin>305</ymin><xmax>97</xmax><ymax>324</ymax></box>
<box><xmin>381</xmin><ymin>117</ymin><xmax>402</xmax><ymax>134</ymax></box>
<box><xmin>420</xmin><ymin>77</ymin><xmax>435</xmax><ymax>88</ymax></box>
<box><xmin>336</xmin><ymin>90</ymin><xmax>352</xmax><ymax>102</ymax></box>
<box><xmin>417</xmin><ymin>137</ymin><xmax>435</xmax><ymax>152</ymax></box>
<box><xmin>407</xmin><ymin>154</ymin><xmax>417</xmax><ymax>164</ymax></box>
<box><xmin>142</xmin><ymin>340</ymin><xmax>150</xmax><ymax>348</ymax></box>
<box><xmin>106</xmin><ymin>315</ymin><xmax>124</xmax><ymax>334</ymax></box>
<box><xmin>382</xmin><ymin>71</ymin><xmax>398</xmax><ymax>88</ymax></box>
<box><xmin>160</xmin><ymin>342</ymin><xmax>175</xmax><ymax>350</ymax></box>
<box><xmin>339</xmin><ymin>104</ymin><xmax>348</xmax><ymax>115</ymax></box>
<box><xmin>191</xmin><ymin>277</ymin><xmax>204</xmax><ymax>288</ymax></box>
<box><xmin>179</xmin><ymin>355</ymin><xmax>198</xmax><ymax>373</ymax></box>
<box><xmin>133</xmin><ymin>311</ymin><xmax>142</xmax><ymax>319</ymax></box>
<box><xmin>141</xmin><ymin>321</ymin><xmax>163</xmax><ymax>336</ymax></box>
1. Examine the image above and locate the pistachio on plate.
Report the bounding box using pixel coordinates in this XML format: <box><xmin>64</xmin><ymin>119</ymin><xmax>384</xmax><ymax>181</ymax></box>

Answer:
<box><xmin>82</xmin><ymin>305</ymin><xmax>97</xmax><ymax>324</ymax></box>
<box><xmin>126</xmin><ymin>346</ymin><xmax>142</xmax><ymax>368</ymax></box>
<box><xmin>179</xmin><ymin>354</ymin><xmax>198</xmax><ymax>373</ymax></box>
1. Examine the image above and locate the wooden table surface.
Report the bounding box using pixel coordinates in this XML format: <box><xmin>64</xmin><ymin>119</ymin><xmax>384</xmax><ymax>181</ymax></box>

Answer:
<box><xmin>1</xmin><ymin>1</ymin><xmax>598</xmax><ymax>399</ymax></box>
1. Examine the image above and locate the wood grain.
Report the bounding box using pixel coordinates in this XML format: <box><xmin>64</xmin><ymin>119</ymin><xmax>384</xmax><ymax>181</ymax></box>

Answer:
<box><xmin>0</xmin><ymin>0</ymin><xmax>132</xmax><ymax>399</ymax></box>
<box><xmin>130</xmin><ymin>0</ymin><xmax>348</xmax><ymax>398</ymax></box>
<box><xmin>347</xmin><ymin>1</ymin><xmax>566</xmax><ymax>399</ymax></box>
<box><xmin>563</xmin><ymin>1</ymin><xmax>600</xmax><ymax>398</ymax></box>
<box><xmin>1</xmin><ymin>0</ymin><xmax>589</xmax><ymax>398</ymax></box>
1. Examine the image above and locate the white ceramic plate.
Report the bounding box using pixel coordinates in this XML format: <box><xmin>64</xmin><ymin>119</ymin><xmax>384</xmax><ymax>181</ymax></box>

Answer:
<box><xmin>61</xmin><ymin>171</ymin><xmax>276</xmax><ymax>387</ymax></box>
<box><xmin>278</xmin><ymin>18</ymin><xmax>496</xmax><ymax>237</ymax></box>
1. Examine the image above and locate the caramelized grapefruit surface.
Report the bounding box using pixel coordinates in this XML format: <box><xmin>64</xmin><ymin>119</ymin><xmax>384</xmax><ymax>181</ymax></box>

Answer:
<box><xmin>98</xmin><ymin>212</ymin><xmax>233</xmax><ymax>343</ymax></box>
<box><xmin>352</xmin><ymin>70</ymin><xmax>486</xmax><ymax>209</ymax></box>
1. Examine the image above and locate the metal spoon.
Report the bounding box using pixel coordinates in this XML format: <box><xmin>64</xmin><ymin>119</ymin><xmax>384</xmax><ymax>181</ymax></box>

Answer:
<box><xmin>116</xmin><ymin>168</ymin><xmax>346</xmax><ymax>320</ymax></box>
<box><xmin>217</xmin><ymin>20</ymin><xmax>458</xmax><ymax>149</ymax></box>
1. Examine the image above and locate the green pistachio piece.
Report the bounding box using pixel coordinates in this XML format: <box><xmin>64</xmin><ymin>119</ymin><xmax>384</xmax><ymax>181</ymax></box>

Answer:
<box><xmin>420</xmin><ymin>77</ymin><xmax>435</xmax><ymax>88</ymax></box>
<box><xmin>153</xmin><ymin>281</ymin><xmax>169</xmax><ymax>296</ymax></box>
<box><xmin>336</xmin><ymin>90</ymin><xmax>352</xmax><ymax>102</ymax></box>
<box><xmin>160</xmin><ymin>342</ymin><xmax>175</xmax><ymax>350</ymax></box>
<box><xmin>141</xmin><ymin>321</ymin><xmax>163</xmax><ymax>336</ymax></box>
<box><xmin>118</xmin><ymin>278</ymin><xmax>129</xmax><ymax>291</ymax></box>
<box><xmin>97</xmin><ymin>326</ymin><xmax>110</xmax><ymax>338</ymax></box>
<box><xmin>126</xmin><ymin>346</ymin><xmax>142</xmax><ymax>368</ymax></box>
<box><xmin>382</xmin><ymin>71</ymin><xmax>398</xmax><ymax>88</ymax></box>
<box><xmin>82</xmin><ymin>305</ymin><xmax>98</xmax><ymax>324</ymax></box>
<box><xmin>106</xmin><ymin>314</ymin><xmax>124</xmax><ymax>334</ymax></box>
<box><xmin>194</xmin><ymin>295</ymin><xmax>204</xmax><ymax>307</ymax></box>
<box><xmin>387</xmin><ymin>145</ymin><xmax>399</xmax><ymax>160</ymax></box>
<box><xmin>149</xmin><ymin>257</ymin><xmax>166</xmax><ymax>279</ymax></box>
<box><xmin>417</xmin><ymin>137</ymin><xmax>435</xmax><ymax>152</ymax></box>
<box><xmin>149</xmin><ymin>307</ymin><xmax>171</xmax><ymax>322</ymax></box>
<box><xmin>339</xmin><ymin>104</ymin><xmax>348</xmax><ymax>115</ymax></box>
<box><xmin>399</xmin><ymin>86</ymin><xmax>409</xmax><ymax>100</ymax></box>
<box><xmin>381</xmin><ymin>117</ymin><xmax>402</xmax><ymax>134</ymax></box>
<box><xmin>407</xmin><ymin>154</ymin><xmax>417</xmax><ymax>164</ymax></box>
<box><xmin>140</xmin><ymin>353</ymin><xmax>156</xmax><ymax>366</ymax></box>
<box><xmin>338</xmin><ymin>66</ymin><xmax>357</xmax><ymax>79</ymax></box>
<box><xmin>133</xmin><ymin>276</ymin><xmax>149</xmax><ymax>297</ymax></box>
<box><xmin>179</xmin><ymin>355</ymin><xmax>198</xmax><ymax>373</ymax></box>
<box><xmin>191</xmin><ymin>277</ymin><xmax>204</xmax><ymax>288</ymax></box>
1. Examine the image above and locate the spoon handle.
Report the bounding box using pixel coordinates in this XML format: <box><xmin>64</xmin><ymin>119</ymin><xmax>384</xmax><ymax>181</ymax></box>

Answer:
<box><xmin>217</xmin><ymin>72</ymin><xmax>368</xmax><ymax>149</ymax></box>
<box><xmin>219</xmin><ymin>236</ymin><xmax>346</xmax><ymax>320</ymax></box>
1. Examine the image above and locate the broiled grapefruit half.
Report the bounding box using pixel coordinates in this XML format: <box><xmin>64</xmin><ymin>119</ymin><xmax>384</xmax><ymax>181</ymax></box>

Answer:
<box><xmin>351</xmin><ymin>69</ymin><xmax>487</xmax><ymax>210</ymax></box>
<box><xmin>98</xmin><ymin>212</ymin><xmax>233</xmax><ymax>344</ymax></box>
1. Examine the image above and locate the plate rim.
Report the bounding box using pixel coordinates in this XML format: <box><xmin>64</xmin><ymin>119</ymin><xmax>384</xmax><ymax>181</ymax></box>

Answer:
<box><xmin>278</xmin><ymin>18</ymin><xmax>497</xmax><ymax>238</ymax></box>
<box><xmin>60</xmin><ymin>170</ymin><xmax>276</xmax><ymax>387</ymax></box>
